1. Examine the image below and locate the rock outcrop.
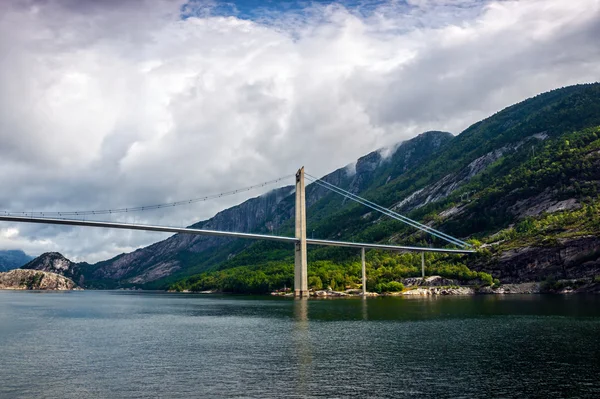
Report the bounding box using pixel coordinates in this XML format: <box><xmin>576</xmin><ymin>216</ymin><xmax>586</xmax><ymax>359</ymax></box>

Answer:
<box><xmin>402</xmin><ymin>287</ymin><xmax>475</xmax><ymax>295</ymax></box>
<box><xmin>402</xmin><ymin>276</ymin><xmax>460</xmax><ymax>287</ymax></box>
<box><xmin>0</xmin><ymin>269</ymin><xmax>79</xmax><ymax>290</ymax></box>
<box><xmin>21</xmin><ymin>252</ymin><xmax>85</xmax><ymax>286</ymax></box>
<box><xmin>477</xmin><ymin>236</ymin><xmax>600</xmax><ymax>283</ymax></box>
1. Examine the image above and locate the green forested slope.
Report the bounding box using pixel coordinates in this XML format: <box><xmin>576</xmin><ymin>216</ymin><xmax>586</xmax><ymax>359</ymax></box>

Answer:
<box><xmin>170</xmin><ymin>84</ymin><xmax>600</xmax><ymax>293</ymax></box>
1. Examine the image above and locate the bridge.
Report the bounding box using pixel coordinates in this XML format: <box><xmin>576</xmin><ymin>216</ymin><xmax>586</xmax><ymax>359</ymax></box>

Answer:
<box><xmin>0</xmin><ymin>167</ymin><xmax>474</xmax><ymax>297</ymax></box>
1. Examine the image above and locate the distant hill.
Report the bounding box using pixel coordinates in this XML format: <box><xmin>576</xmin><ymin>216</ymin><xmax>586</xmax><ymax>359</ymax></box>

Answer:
<box><xmin>0</xmin><ymin>250</ymin><xmax>34</xmax><ymax>272</ymax></box>
<box><xmin>25</xmin><ymin>83</ymin><xmax>600</xmax><ymax>292</ymax></box>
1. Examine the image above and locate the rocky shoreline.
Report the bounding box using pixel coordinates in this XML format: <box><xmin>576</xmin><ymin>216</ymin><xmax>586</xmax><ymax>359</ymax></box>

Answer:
<box><xmin>0</xmin><ymin>269</ymin><xmax>81</xmax><ymax>290</ymax></box>
<box><xmin>269</xmin><ymin>276</ymin><xmax>600</xmax><ymax>297</ymax></box>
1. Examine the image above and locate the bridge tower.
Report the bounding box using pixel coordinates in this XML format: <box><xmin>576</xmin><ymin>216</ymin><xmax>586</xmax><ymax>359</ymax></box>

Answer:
<box><xmin>294</xmin><ymin>167</ymin><xmax>309</xmax><ymax>297</ymax></box>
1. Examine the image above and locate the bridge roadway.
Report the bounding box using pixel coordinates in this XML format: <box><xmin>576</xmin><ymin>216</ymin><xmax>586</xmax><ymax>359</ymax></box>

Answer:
<box><xmin>0</xmin><ymin>215</ymin><xmax>475</xmax><ymax>254</ymax></box>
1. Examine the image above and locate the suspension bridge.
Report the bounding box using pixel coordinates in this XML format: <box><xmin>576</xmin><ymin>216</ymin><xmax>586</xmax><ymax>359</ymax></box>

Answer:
<box><xmin>0</xmin><ymin>167</ymin><xmax>474</xmax><ymax>297</ymax></box>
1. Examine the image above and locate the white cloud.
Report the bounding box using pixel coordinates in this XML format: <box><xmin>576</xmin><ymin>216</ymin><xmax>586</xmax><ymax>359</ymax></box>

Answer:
<box><xmin>0</xmin><ymin>0</ymin><xmax>598</xmax><ymax>262</ymax></box>
<box><xmin>1</xmin><ymin>228</ymin><xmax>19</xmax><ymax>239</ymax></box>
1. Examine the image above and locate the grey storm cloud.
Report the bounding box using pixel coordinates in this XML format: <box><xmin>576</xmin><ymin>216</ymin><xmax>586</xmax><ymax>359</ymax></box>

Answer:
<box><xmin>0</xmin><ymin>0</ymin><xmax>598</xmax><ymax>262</ymax></box>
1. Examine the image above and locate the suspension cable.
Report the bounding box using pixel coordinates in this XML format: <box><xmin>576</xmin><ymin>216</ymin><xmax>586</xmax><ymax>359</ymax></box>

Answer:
<box><xmin>3</xmin><ymin>174</ymin><xmax>294</xmax><ymax>217</ymax></box>
<box><xmin>307</xmin><ymin>177</ymin><xmax>464</xmax><ymax>247</ymax></box>
<box><xmin>306</xmin><ymin>173</ymin><xmax>469</xmax><ymax>247</ymax></box>
<box><xmin>305</xmin><ymin>173</ymin><xmax>469</xmax><ymax>248</ymax></box>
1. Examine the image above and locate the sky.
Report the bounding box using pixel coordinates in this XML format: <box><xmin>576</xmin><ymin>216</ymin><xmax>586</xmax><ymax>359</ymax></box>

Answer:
<box><xmin>0</xmin><ymin>0</ymin><xmax>599</xmax><ymax>262</ymax></box>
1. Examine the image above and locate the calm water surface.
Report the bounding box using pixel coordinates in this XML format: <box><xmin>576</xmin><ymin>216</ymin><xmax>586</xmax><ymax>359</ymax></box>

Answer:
<box><xmin>0</xmin><ymin>291</ymin><xmax>599</xmax><ymax>398</ymax></box>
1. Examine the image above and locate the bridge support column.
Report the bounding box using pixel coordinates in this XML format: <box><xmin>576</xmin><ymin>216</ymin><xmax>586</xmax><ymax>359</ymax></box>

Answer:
<box><xmin>294</xmin><ymin>167</ymin><xmax>309</xmax><ymax>298</ymax></box>
<box><xmin>361</xmin><ymin>247</ymin><xmax>366</xmax><ymax>296</ymax></box>
<box><xmin>421</xmin><ymin>252</ymin><xmax>425</xmax><ymax>278</ymax></box>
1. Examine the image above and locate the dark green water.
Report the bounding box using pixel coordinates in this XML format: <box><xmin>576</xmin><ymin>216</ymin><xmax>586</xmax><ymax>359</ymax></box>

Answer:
<box><xmin>0</xmin><ymin>291</ymin><xmax>599</xmax><ymax>398</ymax></box>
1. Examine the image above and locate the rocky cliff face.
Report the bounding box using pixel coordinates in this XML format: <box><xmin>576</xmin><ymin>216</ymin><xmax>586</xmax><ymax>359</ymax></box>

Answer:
<box><xmin>0</xmin><ymin>269</ymin><xmax>78</xmax><ymax>290</ymax></box>
<box><xmin>393</xmin><ymin>133</ymin><xmax>549</xmax><ymax>213</ymax></box>
<box><xmin>478</xmin><ymin>236</ymin><xmax>600</xmax><ymax>283</ymax></box>
<box><xmin>88</xmin><ymin>184</ymin><xmax>296</xmax><ymax>284</ymax></box>
<box><xmin>21</xmin><ymin>252</ymin><xmax>84</xmax><ymax>286</ymax></box>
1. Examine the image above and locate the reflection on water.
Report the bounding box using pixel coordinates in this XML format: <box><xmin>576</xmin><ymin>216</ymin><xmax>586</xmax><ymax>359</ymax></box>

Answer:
<box><xmin>294</xmin><ymin>297</ymin><xmax>309</xmax><ymax>323</ymax></box>
<box><xmin>0</xmin><ymin>291</ymin><xmax>599</xmax><ymax>398</ymax></box>
<box><xmin>361</xmin><ymin>296</ymin><xmax>368</xmax><ymax>321</ymax></box>
<box><xmin>293</xmin><ymin>298</ymin><xmax>311</xmax><ymax>396</ymax></box>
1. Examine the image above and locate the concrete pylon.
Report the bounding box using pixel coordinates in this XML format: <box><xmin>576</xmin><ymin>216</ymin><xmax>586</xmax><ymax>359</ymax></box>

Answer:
<box><xmin>294</xmin><ymin>167</ymin><xmax>308</xmax><ymax>297</ymax></box>
<box><xmin>361</xmin><ymin>247</ymin><xmax>366</xmax><ymax>296</ymax></box>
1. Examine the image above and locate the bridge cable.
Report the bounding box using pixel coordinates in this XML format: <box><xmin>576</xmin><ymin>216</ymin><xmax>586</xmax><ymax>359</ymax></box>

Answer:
<box><xmin>306</xmin><ymin>177</ymin><xmax>465</xmax><ymax>247</ymax></box>
<box><xmin>2</xmin><ymin>174</ymin><xmax>294</xmax><ymax>218</ymax></box>
<box><xmin>305</xmin><ymin>173</ymin><xmax>469</xmax><ymax>247</ymax></box>
<box><xmin>305</xmin><ymin>173</ymin><xmax>469</xmax><ymax>248</ymax></box>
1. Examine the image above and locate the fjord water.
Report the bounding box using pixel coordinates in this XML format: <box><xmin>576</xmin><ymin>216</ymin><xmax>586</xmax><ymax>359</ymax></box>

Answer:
<box><xmin>1</xmin><ymin>292</ymin><xmax>599</xmax><ymax>398</ymax></box>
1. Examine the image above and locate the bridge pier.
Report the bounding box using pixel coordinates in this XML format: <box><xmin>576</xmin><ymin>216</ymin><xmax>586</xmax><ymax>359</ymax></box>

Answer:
<box><xmin>294</xmin><ymin>167</ymin><xmax>309</xmax><ymax>298</ymax></box>
<box><xmin>361</xmin><ymin>247</ymin><xmax>366</xmax><ymax>296</ymax></box>
<box><xmin>421</xmin><ymin>252</ymin><xmax>425</xmax><ymax>278</ymax></box>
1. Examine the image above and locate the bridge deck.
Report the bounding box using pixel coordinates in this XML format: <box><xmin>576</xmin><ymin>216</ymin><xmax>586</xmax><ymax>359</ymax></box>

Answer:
<box><xmin>0</xmin><ymin>215</ymin><xmax>475</xmax><ymax>254</ymax></box>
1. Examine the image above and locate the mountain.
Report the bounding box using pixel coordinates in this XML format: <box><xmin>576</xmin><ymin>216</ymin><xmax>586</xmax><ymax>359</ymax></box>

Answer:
<box><xmin>0</xmin><ymin>250</ymin><xmax>34</xmax><ymax>272</ymax></box>
<box><xmin>170</xmin><ymin>83</ymin><xmax>600</xmax><ymax>293</ymax></box>
<box><xmin>21</xmin><ymin>252</ymin><xmax>86</xmax><ymax>286</ymax></box>
<box><xmin>24</xmin><ymin>83</ymin><xmax>600</xmax><ymax>292</ymax></box>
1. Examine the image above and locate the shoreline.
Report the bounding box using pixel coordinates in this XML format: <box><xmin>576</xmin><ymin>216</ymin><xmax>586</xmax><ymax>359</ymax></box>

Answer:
<box><xmin>3</xmin><ymin>275</ymin><xmax>597</xmax><ymax>295</ymax></box>
<box><xmin>169</xmin><ymin>277</ymin><xmax>600</xmax><ymax>296</ymax></box>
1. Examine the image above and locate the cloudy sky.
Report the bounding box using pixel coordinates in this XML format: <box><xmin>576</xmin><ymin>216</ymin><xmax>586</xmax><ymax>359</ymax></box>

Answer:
<box><xmin>0</xmin><ymin>0</ymin><xmax>598</xmax><ymax>262</ymax></box>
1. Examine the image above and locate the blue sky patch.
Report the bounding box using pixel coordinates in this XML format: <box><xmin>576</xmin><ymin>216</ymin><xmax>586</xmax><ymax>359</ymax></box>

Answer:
<box><xmin>180</xmin><ymin>0</ymin><xmax>403</xmax><ymax>22</ymax></box>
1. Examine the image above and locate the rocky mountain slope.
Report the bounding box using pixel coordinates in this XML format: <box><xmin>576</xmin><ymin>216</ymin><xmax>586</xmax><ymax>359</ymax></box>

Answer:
<box><xmin>21</xmin><ymin>252</ymin><xmax>85</xmax><ymax>286</ymax></box>
<box><xmin>0</xmin><ymin>269</ymin><xmax>78</xmax><ymax>290</ymax></box>
<box><xmin>25</xmin><ymin>83</ymin><xmax>600</xmax><ymax>291</ymax></box>
<box><xmin>0</xmin><ymin>250</ymin><xmax>33</xmax><ymax>272</ymax></box>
